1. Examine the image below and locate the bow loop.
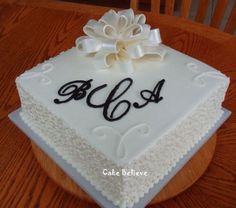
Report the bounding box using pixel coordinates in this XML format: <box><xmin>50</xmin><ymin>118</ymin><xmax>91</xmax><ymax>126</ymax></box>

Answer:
<box><xmin>122</xmin><ymin>24</ymin><xmax>143</xmax><ymax>40</ymax></box>
<box><xmin>76</xmin><ymin>36</ymin><xmax>101</xmax><ymax>53</ymax></box>
<box><xmin>118</xmin><ymin>9</ymin><xmax>135</xmax><ymax>26</ymax></box>
<box><xmin>134</xmin><ymin>14</ymin><xmax>146</xmax><ymax>25</ymax></box>
<box><xmin>148</xmin><ymin>29</ymin><xmax>162</xmax><ymax>45</ymax></box>
<box><xmin>76</xmin><ymin>9</ymin><xmax>166</xmax><ymax>74</ymax></box>
<box><xmin>83</xmin><ymin>20</ymin><xmax>106</xmax><ymax>39</ymax></box>
<box><xmin>99</xmin><ymin>10</ymin><xmax>118</xmax><ymax>27</ymax></box>
<box><xmin>117</xmin><ymin>15</ymin><xmax>128</xmax><ymax>33</ymax></box>
<box><xmin>103</xmin><ymin>25</ymin><xmax>117</xmax><ymax>39</ymax></box>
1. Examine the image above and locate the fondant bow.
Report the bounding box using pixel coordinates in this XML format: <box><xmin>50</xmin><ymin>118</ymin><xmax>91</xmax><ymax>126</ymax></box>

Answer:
<box><xmin>76</xmin><ymin>9</ymin><xmax>166</xmax><ymax>74</ymax></box>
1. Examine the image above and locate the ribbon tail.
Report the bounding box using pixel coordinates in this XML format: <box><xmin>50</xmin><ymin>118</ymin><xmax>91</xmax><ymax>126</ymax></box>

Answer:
<box><xmin>93</xmin><ymin>50</ymin><xmax>115</xmax><ymax>69</ymax></box>
<box><xmin>116</xmin><ymin>59</ymin><xmax>134</xmax><ymax>74</ymax></box>
<box><xmin>115</xmin><ymin>48</ymin><xmax>134</xmax><ymax>74</ymax></box>
<box><xmin>142</xmin><ymin>45</ymin><xmax>166</xmax><ymax>61</ymax></box>
<box><xmin>127</xmin><ymin>43</ymin><xmax>166</xmax><ymax>60</ymax></box>
<box><xmin>142</xmin><ymin>28</ymin><xmax>162</xmax><ymax>46</ymax></box>
<box><xmin>149</xmin><ymin>29</ymin><xmax>162</xmax><ymax>44</ymax></box>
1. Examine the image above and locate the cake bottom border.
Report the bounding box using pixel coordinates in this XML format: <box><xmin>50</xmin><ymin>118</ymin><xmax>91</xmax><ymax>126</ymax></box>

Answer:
<box><xmin>8</xmin><ymin>108</ymin><xmax>231</xmax><ymax>208</ymax></box>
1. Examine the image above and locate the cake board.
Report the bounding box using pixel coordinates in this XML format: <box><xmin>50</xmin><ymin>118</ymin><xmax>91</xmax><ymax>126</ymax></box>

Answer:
<box><xmin>8</xmin><ymin>108</ymin><xmax>231</xmax><ymax>208</ymax></box>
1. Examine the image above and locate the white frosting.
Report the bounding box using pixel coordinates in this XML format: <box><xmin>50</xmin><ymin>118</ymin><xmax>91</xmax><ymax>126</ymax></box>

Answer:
<box><xmin>16</xmin><ymin>45</ymin><xmax>229</xmax><ymax>166</ymax></box>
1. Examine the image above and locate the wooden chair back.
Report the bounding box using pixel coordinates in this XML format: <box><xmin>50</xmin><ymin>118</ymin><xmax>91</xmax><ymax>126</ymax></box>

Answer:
<box><xmin>130</xmin><ymin>0</ymin><xmax>236</xmax><ymax>34</ymax></box>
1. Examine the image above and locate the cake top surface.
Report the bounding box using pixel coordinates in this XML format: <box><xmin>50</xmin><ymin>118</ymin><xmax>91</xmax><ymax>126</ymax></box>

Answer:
<box><xmin>16</xmin><ymin>9</ymin><xmax>229</xmax><ymax>165</ymax></box>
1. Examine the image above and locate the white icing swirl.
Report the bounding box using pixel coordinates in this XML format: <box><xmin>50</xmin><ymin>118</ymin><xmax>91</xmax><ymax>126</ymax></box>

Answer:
<box><xmin>186</xmin><ymin>62</ymin><xmax>226</xmax><ymax>87</ymax></box>
<box><xmin>19</xmin><ymin>63</ymin><xmax>54</xmax><ymax>85</ymax></box>
<box><xmin>92</xmin><ymin>123</ymin><xmax>150</xmax><ymax>160</ymax></box>
<box><xmin>193</xmin><ymin>71</ymin><xmax>226</xmax><ymax>86</ymax></box>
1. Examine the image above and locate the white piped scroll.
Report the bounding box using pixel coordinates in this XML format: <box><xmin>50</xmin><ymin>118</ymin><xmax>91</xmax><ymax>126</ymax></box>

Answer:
<box><xmin>186</xmin><ymin>62</ymin><xmax>226</xmax><ymax>87</ymax></box>
<box><xmin>18</xmin><ymin>63</ymin><xmax>54</xmax><ymax>85</ymax></box>
<box><xmin>76</xmin><ymin>9</ymin><xmax>166</xmax><ymax>74</ymax></box>
<box><xmin>92</xmin><ymin>123</ymin><xmax>150</xmax><ymax>161</ymax></box>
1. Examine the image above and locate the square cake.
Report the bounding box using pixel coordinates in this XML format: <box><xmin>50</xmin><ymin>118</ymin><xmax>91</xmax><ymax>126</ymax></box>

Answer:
<box><xmin>16</xmin><ymin>9</ymin><xmax>229</xmax><ymax>208</ymax></box>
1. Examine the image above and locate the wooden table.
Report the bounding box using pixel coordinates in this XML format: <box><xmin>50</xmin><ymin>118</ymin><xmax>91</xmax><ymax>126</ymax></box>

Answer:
<box><xmin>0</xmin><ymin>2</ymin><xmax>236</xmax><ymax>208</ymax></box>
